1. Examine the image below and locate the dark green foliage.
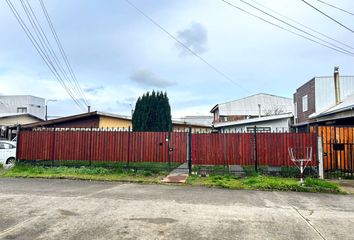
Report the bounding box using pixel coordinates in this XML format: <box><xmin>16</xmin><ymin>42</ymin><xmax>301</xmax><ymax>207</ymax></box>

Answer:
<box><xmin>132</xmin><ymin>91</ymin><xmax>172</xmax><ymax>131</ymax></box>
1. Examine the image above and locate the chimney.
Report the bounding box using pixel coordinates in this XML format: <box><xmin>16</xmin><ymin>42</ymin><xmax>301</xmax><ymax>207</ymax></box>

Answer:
<box><xmin>334</xmin><ymin>66</ymin><xmax>340</xmax><ymax>105</ymax></box>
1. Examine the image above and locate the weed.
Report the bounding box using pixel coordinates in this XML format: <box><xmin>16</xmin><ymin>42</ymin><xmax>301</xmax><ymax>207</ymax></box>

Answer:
<box><xmin>187</xmin><ymin>174</ymin><xmax>342</xmax><ymax>193</ymax></box>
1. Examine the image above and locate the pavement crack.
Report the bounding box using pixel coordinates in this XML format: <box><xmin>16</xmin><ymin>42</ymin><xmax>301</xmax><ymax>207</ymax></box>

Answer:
<box><xmin>0</xmin><ymin>215</ymin><xmax>41</xmax><ymax>238</ymax></box>
<box><xmin>291</xmin><ymin>206</ymin><xmax>327</xmax><ymax>240</ymax></box>
<box><xmin>77</xmin><ymin>185</ymin><xmax>121</xmax><ymax>199</ymax></box>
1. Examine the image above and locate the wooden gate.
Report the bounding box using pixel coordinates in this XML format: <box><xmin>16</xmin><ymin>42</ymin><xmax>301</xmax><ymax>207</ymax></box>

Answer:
<box><xmin>317</xmin><ymin>126</ymin><xmax>354</xmax><ymax>179</ymax></box>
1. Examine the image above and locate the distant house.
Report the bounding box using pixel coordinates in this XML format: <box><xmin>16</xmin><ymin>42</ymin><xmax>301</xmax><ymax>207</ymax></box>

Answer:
<box><xmin>0</xmin><ymin>95</ymin><xmax>45</xmax><ymax>120</ymax></box>
<box><xmin>211</xmin><ymin>93</ymin><xmax>293</xmax><ymax>124</ymax></box>
<box><xmin>211</xmin><ymin>93</ymin><xmax>293</xmax><ymax>132</ymax></box>
<box><xmin>171</xmin><ymin>119</ymin><xmax>211</xmax><ymax>133</ymax></box>
<box><xmin>214</xmin><ymin>113</ymin><xmax>293</xmax><ymax>133</ymax></box>
<box><xmin>173</xmin><ymin>115</ymin><xmax>213</xmax><ymax>127</ymax></box>
<box><xmin>0</xmin><ymin>113</ymin><xmax>42</xmax><ymax>139</ymax></box>
<box><xmin>293</xmin><ymin>67</ymin><xmax>354</xmax><ymax>131</ymax></box>
<box><xmin>20</xmin><ymin>111</ymin><xmax>132</xmax><ymax>129</ymax></box>
<box><xmin>20</xmin><ymin>111</ymin><xmax>211</xmax><ymax>132</ymax></box>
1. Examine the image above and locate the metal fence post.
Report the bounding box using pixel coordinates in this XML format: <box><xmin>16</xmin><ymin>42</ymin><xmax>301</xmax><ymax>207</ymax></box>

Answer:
<box><xmin>253</xmin><ymin>125</ymin><xmax>258</xmax><ymax>173</ymax></box>
<box><xmin>188</xmin><ymin>127</ymin><xmax>192</xmax><ymax>175</ymax></box>
<box><xmin>15</xmin><ymin>125</ymin><xmax>21</xmax><ymax>162</ymax></box>
<box><xmin>51</xmin><ymin>128</ymin><xmax>56</xmax><ymax>167</ymax></box>
<box><xmin>167</xmin><ymin>130</ymin><xmax>171</xmax><ymax>171</ymax></box>
<box><xmin>89</xmin><ymin>127</ymin><xmax>93</xmax><ymax>167</ymax></box>
<box><xmin>317</xmin><ymin>136</ymin><xmax>324</xmax><ymax>179</ymax></box>
<box><xmin>127</xmin><ymin>126</ymin><xmax>131</xmax><ymax>168</ymax></box>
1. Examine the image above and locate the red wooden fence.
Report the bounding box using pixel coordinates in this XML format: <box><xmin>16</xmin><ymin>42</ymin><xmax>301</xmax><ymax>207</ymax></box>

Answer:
<box><xmin>192</xmin><ymin>132</ymin><xmax>317</xmax><ymax>166</ymax></box>
<box><xmin>18</xmin><ymin>129</ymin><xmax>317</xmax><ymax>167</ymax></box>
<box><xmin>18</xmin><ymin>129</ymin><xmax>188</xmax><ymax>164</ymax></box>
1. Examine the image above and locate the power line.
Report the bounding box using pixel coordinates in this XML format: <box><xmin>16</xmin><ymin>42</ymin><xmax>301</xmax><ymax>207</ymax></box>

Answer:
<box><xmin>18</xmin><ymin>0</ymin><xmax>87</xmax><ymax>111</ymax></box>
<box><xmin>236</xmin><ymin>0</ymin><xmax>354</xmax><ymax>56</ymax></box>
<box><xmin>5</xmin><ymin>0</ymin><xmax>87</xmax><ymax>112</ymax></box>
<box><xmin>220</xmin><ymin>0</ymin><xmax>354</xmax><ymax>57</ymax></box>
<box><xmin>22</xmin><ymin>0</ymin><xmax>87</xmax><ymax>108</ymax></box>
<box><xmin>300</xmin><ymin>0</ymin><xmax>354</xmax><ymax>33</ymax></box>
<box><xmin>124</xmin><ymin>0</ymin><xmax>250</xmax><ymax>93</ymax></box>
<box><xmin>314</xmin><ymin>0</ymin><xmax>354</xmax><ymax>16</ymax></box>
<box><xmin>39</xmin><ymin>0</ymin><xmax>89</xmax><ymax>106</ymax></box>
<box><xmin>23</xmin><ymin>0</ymin><xmax>87</xmax><ymax>107</ymax></box>
<box><xmin>249</xmin><ymin>0</ymin><xmax>354</xmax><ymax>50</ymax></box>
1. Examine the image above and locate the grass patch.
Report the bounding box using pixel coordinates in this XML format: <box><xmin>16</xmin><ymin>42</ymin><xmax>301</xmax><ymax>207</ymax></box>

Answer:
<box><xmin>0</xmin><ymin>163</ymin><xmax>172</xmax><ymax>183</ymax></box>
<box><xmin>19</xmin><ymin>160</ymin><xmax>180</xmax><ymax>173</ymax></box>
<box><xmin>304</xmin><ymin>178</ymin><xmax>341</xmax><ymax>192</ymax></box>
<box><xmin>187</xmin><ymin>174</ymin><xmax>243</xmax><ymax>189</ymax></box>
<box><xmin>0</xmin><ymin>162</ymin><xmax>342</xmax><ymax>194</ymax></box>
<box><xmin>187</xmin><ymin>174</ymin><xmax>343</xmax><ymax>193</ymax></box>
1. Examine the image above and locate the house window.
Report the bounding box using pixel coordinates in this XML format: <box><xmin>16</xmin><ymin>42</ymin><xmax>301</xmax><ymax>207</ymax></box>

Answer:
<box><xmin>17</xmin><ymin>107</ymin><xmax>27</xmax><ymax>113</ymax></box>
<box><xmin>302</xmin><ymin>95</ymin><xmax>308</xmax><ymax>112</ymax></box>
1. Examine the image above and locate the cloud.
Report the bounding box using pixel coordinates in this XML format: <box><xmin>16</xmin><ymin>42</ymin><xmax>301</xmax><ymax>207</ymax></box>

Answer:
<box><xmin>176</xmin><ymin>22</ymin><xmax>208</xmax><ymax>56</ymax></box>
<box><xmin>130</xmin><ymin>69</ymin><xmax>176</xmax><ymax>87</ymax></box>
<box><xmin>84</xmin><ymin>85</ymin><xmax>104</xmax><ymax>94</ymax></box>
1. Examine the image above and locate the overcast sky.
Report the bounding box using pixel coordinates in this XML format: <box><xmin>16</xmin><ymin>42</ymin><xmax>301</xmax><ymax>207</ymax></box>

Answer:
<box><xmin>0</xmin><ymin>0</ymin><xmax>353</xmax><ymax>118</ymax></box>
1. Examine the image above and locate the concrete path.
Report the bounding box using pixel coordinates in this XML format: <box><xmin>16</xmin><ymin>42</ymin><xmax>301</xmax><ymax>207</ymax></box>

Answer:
<box><xmin>329</xmin><ymin>179</ymin><xmax>354</xmax><ymax>194</ymax></box>
<box><xmin>0</xmin><ymin>178</ymin><xmax>354</xmax><ymax>239</ymax></box>
<box><xmin>162</xmin><ymin>162</ymin><xmax>189</xmax><ymax>183</ymax></box>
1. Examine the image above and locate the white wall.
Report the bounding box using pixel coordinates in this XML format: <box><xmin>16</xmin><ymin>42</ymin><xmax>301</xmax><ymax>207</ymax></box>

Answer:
<box><xmin>315</xmin><ymin>76</ymin><xmax>354</xmax><ymax>114</ymax></box>
<box><xmin>0</xmin><ymin>95</ymin><xmax>45</xmax><ymax>119</ymax></box>
<box><xmin>218</xmin><ymin>118</ymin><xmax>291</xmax><ymax>133</ymax></box>
<box><xmin>218</xmin><ymin>93</ymin><xmax>293</xmax><ymax>116</ymax></box>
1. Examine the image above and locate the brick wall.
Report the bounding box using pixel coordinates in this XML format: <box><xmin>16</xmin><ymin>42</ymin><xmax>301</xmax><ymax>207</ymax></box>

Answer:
<box><xmin>294</xmin><ymin>78</ymin><xmax>316</xmax><ymax>124</ymax></box>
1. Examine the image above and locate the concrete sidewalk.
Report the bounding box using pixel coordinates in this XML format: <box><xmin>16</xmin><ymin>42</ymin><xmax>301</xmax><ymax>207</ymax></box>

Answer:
<box><xmin>0</xmin><ymin>178</ymin><xmax>354</xmax><ymax>239</ymax></box>
<box><xmin>329</xmin><ymin>179</ymin><xmax>354</xmax><ymax>194</ymax></box>
<box><xmin>161</xmin><ymin>162</ymin><xmax>189</xmax><ymax>183</ymax></box>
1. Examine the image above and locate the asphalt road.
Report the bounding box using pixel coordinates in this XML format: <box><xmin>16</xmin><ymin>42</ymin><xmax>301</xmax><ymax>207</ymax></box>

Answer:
<box><xmin>0</xmin><ymin>178</ymin><xmax>353</xmax><ymax>240</ymax></box>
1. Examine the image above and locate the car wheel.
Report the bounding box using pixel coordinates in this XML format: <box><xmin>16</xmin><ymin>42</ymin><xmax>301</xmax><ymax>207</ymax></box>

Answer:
<box><xmin>5</xmin><ymin>157</ymin><xmax>16</xmax><ymax>169</ymax></box>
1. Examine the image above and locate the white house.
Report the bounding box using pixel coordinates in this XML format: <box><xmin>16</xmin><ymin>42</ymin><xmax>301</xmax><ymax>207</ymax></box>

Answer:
<box><xmin>211</xmin><ymin>93</ymin><xmax>293</xmax><ymax>132</ymax></box>
<box><xmin>0</xmin><ymin>95</ymin><xmax>45</xmax><ymax>120</ymax></box>
<box><xmin>213</xmin><ymin>113</ymin><xmax>293</xmax><ymax>133</ymax></box>
<box><xmin>211</xmin><ymin>93</ymin><xmax>293</xmax><ymax>124</ymax></box>
<box><xmin>293</xmin><ymin>67</ymin><xmax>354</xmax><ymax>129</ymax></box>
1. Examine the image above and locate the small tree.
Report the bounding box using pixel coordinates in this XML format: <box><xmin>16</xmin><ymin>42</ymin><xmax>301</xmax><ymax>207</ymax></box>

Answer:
<box><xmin>132</xmin><ymin>91</ymin><xmax>172</xmax><ymax>131</ymax></box>
<box><xmin>263</xmin><ymin>106</ymin><xmax>285</xmax><ymax>116</ymax></box>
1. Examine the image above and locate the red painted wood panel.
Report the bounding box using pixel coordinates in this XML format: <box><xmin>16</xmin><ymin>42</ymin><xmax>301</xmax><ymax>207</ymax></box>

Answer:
<box><xmin>18</xmin><ymin>129</ymin><xmax>317</xmax><ymax>167</ymax></box>
<box><xmin>18</xmin><ymin>129</ymin><xmax>188</xmax><ymax>164</ymax></box>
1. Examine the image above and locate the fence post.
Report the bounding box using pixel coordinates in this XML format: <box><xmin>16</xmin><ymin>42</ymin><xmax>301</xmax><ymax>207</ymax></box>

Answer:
<box><xmin>51</xmin><ymin>128</ymin><xmax>56</xmax><ymax>167</ymax></box>
<box><xmin>317</xmin><ymin>136</ymin><xmax>324</xmax><ymax>179</ymax></box>
<box><xmin>15</xmin><ymin>125</ymin><xmax>21</xmax><ymax>162</ymax></box>
<box><xmin>127</xmin><ymin>126</ymin><xmax>131</xmax><ymax>168</ymax></box>
<box><xmin>167</xmin><ymin>130</ymin><xmax>171</xmax><ymax>171</ymax></box>
<box><xmin>89</xmin><ymin>127</ymin><xmax>93</xmax><ymax>167</ymax></box>
<box><xmin>253</xmin><ymin>125</ymin><xmax>258</xmax><ymax>173</ymax></box>
<box><xmin>188</xmin><ymin>127</ymin><xmax>192</xmax><ymax>175</ymax></box>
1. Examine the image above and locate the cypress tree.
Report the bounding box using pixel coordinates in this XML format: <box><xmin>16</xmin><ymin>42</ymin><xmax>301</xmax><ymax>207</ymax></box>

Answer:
<box><xmin>132</xmin><ymin>91</ymin><xmax>172</xmax><ymax>131</ymax></box>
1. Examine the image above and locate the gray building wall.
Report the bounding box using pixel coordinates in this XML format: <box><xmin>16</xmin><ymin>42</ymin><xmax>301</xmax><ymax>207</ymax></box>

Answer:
<box><xmin>0</xmin><ymin>95</ymin><xmax>45</xmax><ymax>120</ymax></box>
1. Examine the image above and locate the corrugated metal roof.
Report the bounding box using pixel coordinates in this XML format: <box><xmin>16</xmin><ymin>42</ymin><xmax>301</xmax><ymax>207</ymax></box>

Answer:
<box><xmin>315</xmin><ymin>76</ymin><xmax>354</xmax><ymax>115</ymax></box>
<box><xmin>213</xmin><ymin>93</ymin><xmax>293</xmax><ymax>116</ymax></box>
<box><xmin>310</xmin><ymin>93</ymin><xmax>354</xmax><ymax>118</ymax></box>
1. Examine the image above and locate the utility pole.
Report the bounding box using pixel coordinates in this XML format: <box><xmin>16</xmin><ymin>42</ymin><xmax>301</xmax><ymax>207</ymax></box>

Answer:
<box><xmin>45</xmin><ymin>99</ymin><xmax>57</xmax><ymax>121</ymax></box>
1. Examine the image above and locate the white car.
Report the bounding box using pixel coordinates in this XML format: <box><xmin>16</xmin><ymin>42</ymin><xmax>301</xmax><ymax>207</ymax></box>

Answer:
<box><xmin>0</xmin><ymin>140</ymin><xmax>16</xmax><ymax>168</ymax></box>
